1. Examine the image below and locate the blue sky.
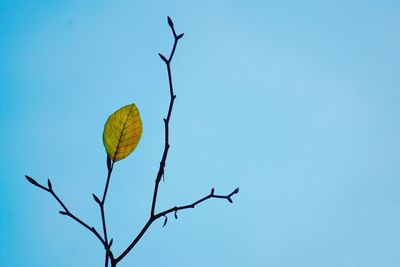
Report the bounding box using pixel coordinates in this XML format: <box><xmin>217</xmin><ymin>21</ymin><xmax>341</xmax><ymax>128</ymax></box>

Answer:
<box><xmin>1</xmin><ymin>0</ymin><xmax>400</xmax><ymax>266</ymax></box>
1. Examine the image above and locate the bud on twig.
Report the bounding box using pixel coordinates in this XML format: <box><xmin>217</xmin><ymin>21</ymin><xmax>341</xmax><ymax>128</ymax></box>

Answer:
<box><xmin>167</xmin><ymin>16</ymin><xmax>174</xmax><ymax>29</ymax></box>
<box><xmin>162</xmin><ymin>216</ymin><xmax>168</xmax><ymax>227</ymax></box>
<box><xmin>92</xmin><ymin>193</ymin><xmax>101</xmax><ymax>204</ymax></box>
<box><xmin>59</xmin><ymin>211</ymin><xmax>68</xmax><ymax>215</ymax></box>
<box><xmin>47</xmin><ymin>179</ymin><xmax>53</xmax><ymax>191</ymax></box>
<box><xmin>158</xmin><ymin>53</ymin><xmax>168</xmax><ymax>63</ymax></box>
<box><xmin>25</xmin><ymin>175</ymin><xmax>39</xmax><ymax>186</ymax></box>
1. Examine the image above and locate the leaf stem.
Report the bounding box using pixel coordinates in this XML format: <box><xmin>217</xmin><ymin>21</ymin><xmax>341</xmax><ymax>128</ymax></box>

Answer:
<box><xmin>98</xmin><ymin>157</ymin><xmax>115</xmax><ymax>267</ymax></box>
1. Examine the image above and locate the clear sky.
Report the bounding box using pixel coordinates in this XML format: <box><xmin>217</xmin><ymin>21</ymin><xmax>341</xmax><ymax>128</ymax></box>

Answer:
<box><xmin>1</xmin><ymin>0</ymin><xmax>400</xmax><ymax>266</ymax></box>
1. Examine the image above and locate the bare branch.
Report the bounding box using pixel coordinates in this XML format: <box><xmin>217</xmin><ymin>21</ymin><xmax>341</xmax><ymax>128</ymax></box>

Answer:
<box><xmin>150</xmin><ymin>16</ymin><xmax>182</xmax><ymax>218</ymax></box>
<box><xmin>25</xmin><ymin>17</ymin><xmax>239</xmax><ymax>267</ymax></box>
<box><xmin>95</xmin><ymin>156</ymin><xmax>116</xmax><ymax>267</ymax></box>
<box><xmin>155</xmin><ymin>187</ymin><xmax>240</xmax><ymax>219</ymax></box>
<box><xmin>114</xmin><ymin>17</ymin><xmax>240</xmax><ymax>265</ymax></box>
<box><xmin>24</xmin><ymin>175</ymin><xmax>106</xmax><ymax>246</ymax></box>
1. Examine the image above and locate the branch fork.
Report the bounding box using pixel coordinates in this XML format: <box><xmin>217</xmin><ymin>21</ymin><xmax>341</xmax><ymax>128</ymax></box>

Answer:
<box><xmin>25</xmin><ymin>16</ymin><xmax>238</xmax><ymax>267</ymax></box>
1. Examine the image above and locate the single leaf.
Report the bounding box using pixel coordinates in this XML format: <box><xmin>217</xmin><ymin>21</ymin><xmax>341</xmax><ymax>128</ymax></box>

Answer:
<box><xmin>103</xmin><ymin>103</ymin><xmax>143</xmax><ymax>162</ymax></box>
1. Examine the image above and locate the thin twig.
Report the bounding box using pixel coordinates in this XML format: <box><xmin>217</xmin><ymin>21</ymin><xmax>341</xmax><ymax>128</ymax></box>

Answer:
<box><xmin>115</xmin><ymin>16</ymin><xmax>183</xmax><ymax>264</ymax></box>
<box><xmin>114</xmin><ymin>17</ymin><xmax>239</xmax><ymax>265</ymax></box>
<box><xmin>26</xmin><ymin>17</ymin><xmax>239</xmax><ymax>267</ymax></box>
<box><xmin>150</xmin><ymin>18</ymin><xmax>183</xmax><ymax>218</ymax></box>
<box><xmin>24</xmin><ymin>175</ymin><xmax>106</xmax><ymax>246</ymax></box>
<box><xmin>93</xmin><ymin>157</ymin><xmax>116</xmax><ymax>267</ymax></box>
<box><xmin>155</xmin><ymin>187</ymin><xmax>240</xmax><ymax>219</ymax></box>
<box><xmin>114</xmin><ymin>187</ymin><xmax>239</xmax><ymax>263</ymax></box>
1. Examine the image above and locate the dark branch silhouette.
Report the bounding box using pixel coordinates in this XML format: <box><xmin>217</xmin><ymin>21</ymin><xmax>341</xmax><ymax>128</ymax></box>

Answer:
<box><xmin>94</xmin><ymin>157</ymin><xmax>116</xmax><ymax>266</ymax></box>
<box><xmin>25</xmin><ymin>17</ymin><xmax>239</xmax><ymax>267</ymax></box>
<box><xmin>24</xmin><ymin>175</ymin><xmax>106</xmax><ymax>246</ymax></box>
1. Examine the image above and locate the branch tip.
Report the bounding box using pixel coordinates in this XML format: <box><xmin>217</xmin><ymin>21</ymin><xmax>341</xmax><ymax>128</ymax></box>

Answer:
<box><xmin>227</xmin><ymin>197</ymin><xmax>233</xmax><ymax>203</ymax></box>
<box><xmin>167</xmin><ymin>16</ymin><xmax>174</xmax><ymax>29</ymax></box>
<box><xmin>177</xmin><ymin>33</ymin><xmax>184</xmax><ymax>39</ymax></box>
<box><xmin>158</xmin><ymin>53</ymin><xmax>168</xmax><ymax>63</ymax></box>
<box><xmin>25</xmin><ymin>175</ymin><xmax>39</xmax><ymax>186</ymax></box>
<box><xmin>59</xmin><ymin>211</ymin><xmax>68</xmax><ymax>215</ymax></box>
<box><xmin>92</xmin><ymin>193</ymin><xmax>101</xmax><ymax>204</ymax></box>
<box><xmin>47</xmin><ymin>179</ymin><xmax>52</xmax><ymax>191</ymax></box>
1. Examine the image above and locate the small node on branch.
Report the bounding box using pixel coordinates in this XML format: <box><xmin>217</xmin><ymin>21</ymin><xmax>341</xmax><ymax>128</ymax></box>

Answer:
<box><xmin>109</xmin><ymin>238</ymin><xmax>113</xmax><ymax>248</ymax></box>
<box><xmin>177</xmin><ymin>33</ymin><xmax>184</xmax><ymax>39</ymax></box>
<box><xmin>211</xmin><ymin>188</ymin><xmax>215</xmax><ymax>195</ymax></box>
<box><xmin>227</xmin><ymin>197</ymin><xmax>233</xmax><ymax>203</ymax></box>
<box><xmin>59</xmin><ymin>211</ymin><xmax>68</xmax><ymax>215</ymax></box>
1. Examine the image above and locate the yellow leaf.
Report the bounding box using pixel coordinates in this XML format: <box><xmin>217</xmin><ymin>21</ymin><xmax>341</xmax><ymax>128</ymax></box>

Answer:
<box><xmin>103</xmin><ymin>103</ymin><xmax>143</xmax><ymax>162</ymax></box>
